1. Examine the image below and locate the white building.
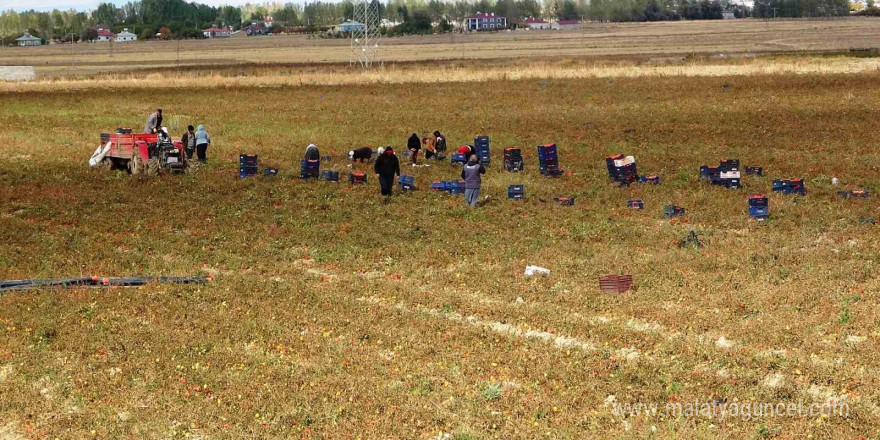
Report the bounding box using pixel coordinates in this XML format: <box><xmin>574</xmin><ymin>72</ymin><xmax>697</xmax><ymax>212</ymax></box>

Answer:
<box><xmin>465</xmin><ymin>12</ymin><xmax>507</xmax><ymax>31</ymax></box>
<box><xmin>96</xmin><ymin>26</ymin><xmax>116</xmax><ymax>42</ymax></box>
<box><xmin>203</xmin><ymin>26</ymin><xmax>231</xmax><ymax>38</ymax></box>
<box><xmin>116</xmin><ymin>29</ymin><xmax>137</xmax><ymax>42</ymax></box>
<box><xmin>15</xmin><ymin>33</ymin><xmax>42</xmax><ymax>46</ymax></box>
<box><xmin>521</xmin><ymin>17</ymin><xmax>550</xmax><ymax>29</ymax></box>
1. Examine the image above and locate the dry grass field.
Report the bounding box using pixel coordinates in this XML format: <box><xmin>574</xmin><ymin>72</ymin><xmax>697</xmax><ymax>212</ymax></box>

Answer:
<box><xmin>1</xmin><ymin>29</ymin><xmax>880</xmax><ymax>440</ymax></box>
<box><xmin>1</xmin><ymin>18</ymin><xmax>879</xmax><ymax>78</ymax></box>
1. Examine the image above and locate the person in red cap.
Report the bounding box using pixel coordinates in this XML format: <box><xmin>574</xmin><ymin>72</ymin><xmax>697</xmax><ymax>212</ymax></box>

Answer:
<box><xmin>457</xmin><ymin>144</ymin><xmax>473</xmax><ymax>159</ymax></box>
<box><xmin>373</xmin><ymin>146</ymin><xmax>400</xmax><ymax>196</ymax></box>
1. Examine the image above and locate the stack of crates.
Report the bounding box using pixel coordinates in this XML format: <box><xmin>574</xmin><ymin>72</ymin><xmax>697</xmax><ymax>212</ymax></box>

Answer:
<box><xmin>748</xmin><ymin>194</ymin><xmax>769</xmax><ymax>220</ymax></box>
<box><xmin>503</xmin><ymin>148</ymin><xmax>524</xmax><ymax>172</ymax></box>
<box><xmin>772</xmin><ymin>179</ymin><xmax>805</xmax><ymax>195</ymax></box>
<box><xmin>700</xmin><ymin>158</ymin><xmax>741</xmax><ymax>188</ymax></box>
<box><xmin>745</xmin><ymin>166</ymin><xmax>763</xmax><ymax>176</ymax></box>
<box><xmin>321</xmin><ymin>170</ymin><xmax>339</xmax><ymax>182</ymax></box>
<box><xmin>399</xmin><ymin>175</ymin><xmax>416</xmax><ymax>191</ymax></box>
<box><xmin>538</xmin><ymin>143</ymin><xmax>562</xmax><ymax>177</ymax></box>
<box><xmin>474</xmin><ymin>136</ymin><xmax>490</xmax><ymax>166</ymax></box>
<box><xmin>606</xmin><ymin>153</ymin><xmax>638</xmax><ymax>185</ymax></box>
<box><xmin>349</xmin><ymin>172</ymin><xmax>367</xmax><ymax>184</ymax></box>
<box><xmin>300</xmin><ymin>159</ymin><xmax>320</xmax><ymax>179</ymax></box>
<box><xmin>239</xmin><ymin>154</ymin><xmax>258</xmax><ymax>178</ymax></box>
<box><xmin>508</xmin><ymin>184</ymin><xmax>525</xmax><ymax>200</ymax></box>
<box><xmin>430</xmin><ymin>180</ymin><xmax>464</xmax><ymax>195</ymax></box>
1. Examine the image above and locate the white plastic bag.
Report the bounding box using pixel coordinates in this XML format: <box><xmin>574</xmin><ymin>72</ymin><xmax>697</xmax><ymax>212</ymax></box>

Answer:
<box><xmin>89</xmin><ymin>142</ymin><xmax>112</xmax><ymax>167</ymax></box>
<box><xmin>524</xmin><ymin>265</ymin><xmax>550</xmax><ymax>276</ymax></box>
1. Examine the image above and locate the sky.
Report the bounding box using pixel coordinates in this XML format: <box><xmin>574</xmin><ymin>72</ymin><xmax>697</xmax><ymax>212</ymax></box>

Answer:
<box><xmin>1</xmin><ymin>0</ymin><xmax>267</xmax><ymax>12</ymax></box>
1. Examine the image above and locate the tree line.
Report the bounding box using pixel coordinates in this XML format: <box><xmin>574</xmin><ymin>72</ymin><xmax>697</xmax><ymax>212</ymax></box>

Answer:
<box><xmin>0</xmin><ymin>0</ymin><xmax>857</xmax><ymax>44</ymax></box>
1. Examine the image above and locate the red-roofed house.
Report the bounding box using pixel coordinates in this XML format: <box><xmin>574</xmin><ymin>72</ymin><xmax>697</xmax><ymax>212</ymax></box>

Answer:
<box><xmin>465</xmin><ymin>12</ymin><xmax>507</xmax><ymax>31</ymax></box>
<box><xmin>96</xmin><ymin>26</ymin><xmax>116</xmax><ymax>42</ymax></box>
<box><xmin>552</xmin><ymin>19</ymin><xmax>581</xmax><ymax>30</ymax></box>
<box><xmin>203</xmin><ymin>26</ymin><xmax>231</xmax><ymax>38</ymax></box>
<box><xmin>521</xmin><ymin>17</ymin><xmax>550</xmax><ymax>29</ymax></box>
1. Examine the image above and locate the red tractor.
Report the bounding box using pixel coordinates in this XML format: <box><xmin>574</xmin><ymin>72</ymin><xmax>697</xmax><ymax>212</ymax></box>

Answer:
<box><xmin>94</xmin><ymin>130</ymin><xmax>188</xmax><ymax>175</ymax></box>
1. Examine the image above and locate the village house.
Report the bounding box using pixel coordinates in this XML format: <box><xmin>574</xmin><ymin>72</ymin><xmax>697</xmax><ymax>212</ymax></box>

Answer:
<box><xmin>465</xmin><ymin>12</ymin><xmax>507</xmax><ymax>31</ymax></box>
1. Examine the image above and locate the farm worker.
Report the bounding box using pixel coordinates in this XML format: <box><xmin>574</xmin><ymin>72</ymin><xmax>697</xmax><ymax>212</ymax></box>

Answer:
<box><xmin>373</xmin><ymin>146</ymin><xmax>400</xmax><ymax>197</ymax></box>
<box><xmin>143</xmin><ymin>109</ymin><xmax>162</xmax><ymax>134</ymax></box>
<box><xmin>181</xmin><ymin>125</ymin><xmax>196</xmax><ymax>159</ymax></box>
<box><xmin>157</xmin><ymin>127</ymin><xmax>171</xmax><ymax>144</ymax></box>
<box><xmin>457</xmin><ymin>144</ymin><xmax>473</xmax><ymax>158</ymax></box>
<box><xmin>434</xmin><ymin>131</ymin><xmax>447</xmax><ymax>153</ymax></box>
<box><xmin>407</xmin><ymin>133</ymin><xmax>421</xmax><ymax>166</ymax></box>
<box><xmin>349</xmin><ymin>146</ymin><xmax>373</xmax><ymax>162</ymax></box>
<box><xmin>194</xmin><ymin>124</ymin><xmax>211</xmax><ymax>163</ymax></box>
<box><xmin>304</xmin><ymin>144</ymin><xmax>320</xmax><ymax>161</ymax></box>
<box><xmin>422</xmin><ymin>136</ymin><xmax>436</xmax><ymax>160</ymax></box>
<box><xmin>461</xmin><ymin>154</ymin><xmax>486</xmax><ymax>208</ymax></box>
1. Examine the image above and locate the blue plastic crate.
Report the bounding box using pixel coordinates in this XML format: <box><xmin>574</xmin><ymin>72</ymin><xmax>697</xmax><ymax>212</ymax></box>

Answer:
<box><xmin>627</xmin><ymin>199</ymin><xmax>644</xmax><ymax>210</ymax></box>
<box><xmin>749</xmin><ymin>206</ymin><xmax>769</xmax><ymax>219</ymax></box>
<box><xmin>772</xmin><ymin>179</ymin><xmax>805</xmax><ymax>195</ymax></box>
<box><xmin>451</xmin><ymin>154</ymin><xmax>467</xmax><ymax>164</ymax></box>
<box><xmin>748</xmin><ymin>194</ymin><xmax>768</xmax><ymax>207</ymax></box>
<box><xmin>398</xmin><ymin>175</ymin><xmax>416</xmax><ymax>190</ymax></box>
<box><xmin>431</xmin><ymin>181</ymin><xmax>447</xmax><ymax>191</ymax></box>
<box><xmin>639</xmin><ymin>175</ymin><xmax>660</xmax><ymax>185</ymax></box>
<box><xmin>239</xmin><ymin>154</ymin><xmax>258</xmax><ymax>164</ymax></box>
<box><xmin>507</xmin><ymin>184</ymin><xmax>525</xmax><ymax>199</ymax></box>
<box><xmin>321</xmin><ymin>170</ymin><xmax>339</xmax><ymax>182</ymax></box>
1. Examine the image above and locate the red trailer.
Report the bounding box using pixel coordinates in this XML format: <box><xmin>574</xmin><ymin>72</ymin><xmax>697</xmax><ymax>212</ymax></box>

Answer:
<box><xmin>97</xmin><ymin>131</ymin><xmax>187</xmax><ymax>175</ymax></box>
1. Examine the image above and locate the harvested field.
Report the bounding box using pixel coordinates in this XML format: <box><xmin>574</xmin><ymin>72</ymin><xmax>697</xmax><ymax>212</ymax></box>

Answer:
<box><xmin>0</xmin><ymin>45</ymin><xmax>879</xmax><ymax>439</ymax></box>
<box><xmin>1</xmin><ymin>18</ymin><xmax>879</xmax><ymax>78</ymax></box>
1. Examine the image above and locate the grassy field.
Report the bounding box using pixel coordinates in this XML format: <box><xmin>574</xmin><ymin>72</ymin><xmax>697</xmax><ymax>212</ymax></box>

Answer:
<box><xmin>1</xmin><ymin>18</ymin><xmax>880</xmax><ymax>78</ymax></box>
<box><xmin>1</xmin><ymin>54</ymin><xmax>880</xmax><ymax>439</ymax></box>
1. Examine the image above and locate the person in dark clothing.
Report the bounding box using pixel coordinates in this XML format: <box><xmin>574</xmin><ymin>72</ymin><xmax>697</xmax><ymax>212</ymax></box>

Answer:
<box><xmin>434</xmin><ymin>131</ymin><xmax>447</xmax><ymax>153</ymax></box>
<box><xmin>407</xmin><ymin>133</ymin><xmax>421</xmax><ymax>166</ymax></box>
<box><xmin>181</xmin><ymin>125</ymin><xmax>196</xmax><ymax>159</ymax></box>
<box><xmin>374</xmin><ymin>147</ymin><xmax>400</xmax><ymax>196</ymax></box>
<box><xmin>461</xmin><ymin>154</ymin><xmax>486</xmax><ymax>207</ymax></box>
<box><xmin>349</xmin><ymin>146</ymin><xmax>373</xmax><ymax>162</ymax></box>
<box><xmin>304</xmin><ymin>144</ymin><xmax>320</xmax><ymax>161</ymax></box>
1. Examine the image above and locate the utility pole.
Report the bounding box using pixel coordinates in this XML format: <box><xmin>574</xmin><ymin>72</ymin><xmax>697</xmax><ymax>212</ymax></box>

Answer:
<box><xmin>772</xmin><ymin>7</ymin><xmax>778</xmax><ymax>19</ymax></box>
<box><xmin>69</xmin><ymin>33</ymin><xmax>76</xmax><ymax>71</ymax></box>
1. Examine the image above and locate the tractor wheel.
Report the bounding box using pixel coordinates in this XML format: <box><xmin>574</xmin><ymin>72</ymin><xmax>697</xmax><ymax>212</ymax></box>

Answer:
<box><xmin>129</xmin><ymin>153</ymin><xmax>143</xmax><ymax>175</ymax></box>
<box><xmin>145</xmin><ymin>158</ymin><xmax>160</xmax><ymax>176</ymax></box>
